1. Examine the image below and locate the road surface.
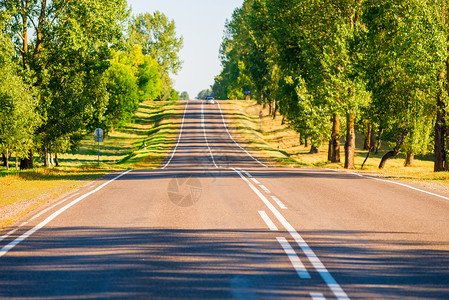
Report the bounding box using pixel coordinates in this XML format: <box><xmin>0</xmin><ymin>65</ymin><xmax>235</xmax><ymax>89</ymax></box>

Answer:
<box><xmin>1</xmin><ymin>100</ymin><xmax>448</xmax><ymax>299</ymax></box>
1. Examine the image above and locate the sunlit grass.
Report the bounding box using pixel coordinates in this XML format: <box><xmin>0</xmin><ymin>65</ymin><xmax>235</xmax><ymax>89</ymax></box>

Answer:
<box><xmin>222</xmin><ymin>100</ymin><xmax>449</xmax><ymax>188</ymax></box>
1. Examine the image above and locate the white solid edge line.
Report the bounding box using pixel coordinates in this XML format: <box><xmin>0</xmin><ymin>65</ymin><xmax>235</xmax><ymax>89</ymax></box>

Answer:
<box><xmin>161</xmin><ymin>101</ymin><xmax>189</xmax><ymax>169</ymax></box>
<box><xmin>30</xmin><ymin>193</ymin><xmax>80</xmax><ymax>221</ymax></box>
<box><xmin>201</xmin><ymin>102</ymin><xmax>218</xmax><ymax>168</ymax></box>
<box><xmin>0</xmin><ymin>228</ymin><xmax>19</xmax><ymax>243</ymax></box>
<box><xmin>271</xmin><ymin>196</ymin><xmax>288</xmax><ymax>210</ymax></box>
<box><xmin>216</xmin><ymin>102</ymin><xmax>268</xmax><ymax>167</ymax></box>
<box><xmin>310</xmin><ymin>292</ymin><xmax>327</xmax><ymax>300</ymax></box>
<box><xmin>327</xmin><ymin>168</ymin><xmax>449</xmax><ymax>202</ymax></box>
<box><xmin>232</xmin><ymin>168</ymin><xmax>349</xmax><ymax>300</ymax></box>
<box><xmin>0</xmin><ymin>192</ymin><xmax>81</xmax><ymax>243</ymax></box>
<box><xmin>258</xmin><ymin>210</ymin><xmax>278</xmax><ymax>231</ymax></box>
<box><xmin>0</xmin><ymin>169</ymin><xmax>133</xmax><ymax>258</ymax></box>
<box><xmin>277</xmin><ymin>237</ymin><xmax>311</xmax><ymax>279</ymax></box>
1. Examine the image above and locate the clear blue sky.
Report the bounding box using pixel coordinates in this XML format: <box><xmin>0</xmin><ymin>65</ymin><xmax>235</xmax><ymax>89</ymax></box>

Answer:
<box><xmin>127</xmin><ymin>0</ymin><xmax>243</xmax><ymax>99</ymax></box>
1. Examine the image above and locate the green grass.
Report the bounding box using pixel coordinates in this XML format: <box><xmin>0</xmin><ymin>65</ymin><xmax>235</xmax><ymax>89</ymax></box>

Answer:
<box><xmin>0</xmin><ymin>100</ymin><xmax>182</xmax><ymax>229</ymax></box>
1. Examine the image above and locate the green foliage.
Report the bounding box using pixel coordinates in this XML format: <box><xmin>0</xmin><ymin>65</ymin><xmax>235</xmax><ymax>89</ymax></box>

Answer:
<box><xmin>215</xmin><ymin>0</ymin><xmax>449</xmax><ymax>168</ymax></box>
<box><xmin>130</xmin><ymin>11</ymin><xmax>184</xmax><ymax>100</ymax></box>
<box><xmin>363</xmin><ymin>0</ymin><xmax>447</xmax><ymax>155</ymax></box>
<box><xmin>0</xmin><ymin>0</ymin><xmax>182</xmax><ymax>167</ymax></box>
<box><xmin>0</xmin><ymin>32</ymin><xmax>39</xmax><ymax>159</ymax></box>
<box><xmin>180</xmin><ymin>91</ymin><xmax>190</xmax><ymax>100</ymax></box>
<box><xmin>197</xmin><ymin>89</ymin><xmax>212</xmax><ymax>100</ymax></box>
<box><xmin>170</xmin><ymin>89</ymin><xmax>180</xmax><ymax>100</ymax></box>
<box><xmin>105</xmin><ymin>51</ymin><xmax>139</xmax><ymax>128</ymax></box>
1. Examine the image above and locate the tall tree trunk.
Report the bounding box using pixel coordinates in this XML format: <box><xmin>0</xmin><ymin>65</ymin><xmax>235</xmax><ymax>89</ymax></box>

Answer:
<box><xmin>361</xmin><ymin>148</ymin><xmax>371</xmax><ymax>169</ymax></box>
<box><xmin>310</xmin><ymin>145</ymin><xmax>319</xmax><ymax>154</ymax></box>
<box><xmin>344</xmin><ymin>112</ymin><xmax>355</xmax><ymax>169</ymax></box>
<box><xmin>15</xmin><ymin>153</ymin><xmax>19</xmax><ymax>170</ymax></box>
<box><xmin>328</xmin><ymin>141</ymin><xmax>332</xmax><ymax>161</ymax></box>
<box><xmin>379</xmin><ymin>127</ymin><xmax>408</xmax><ymax>169</ymax></box>
<box><xmin>370</xmin><ymin>126</ymin><xmax>376</xmax><ymax>153</ymax></box>
<box><xmin>44</xmin><ymin>147</ymin><xmax>48</xmax><ymax>168</ymax></box>
<box><xmin>20</xmin><ymin>149</ymin><xmax>33</xmax><ymax>170</ymax></box>
<box><xmin>331</xmin><ymin>114</ymin><xmax>341</xmax><ymax>163</ymax></box>
<box><xmin>33</xmin><ymin>0</ymin><xmax>47</xmax><ymax>58</ymax></box>
<box><xmin>21</xmin><ymin>3</ymin><xmax>28</xmax><ymax>68</ymax></box>
<box><xmin>55</xmin><ymin>153</ymin><xmax>59</xmax><ymax>167</ymax></box>
<box><xmin>2</xmin><ymin>153</ymin><xmax>6</xmax><ymax>167</ymax></box>
<box><xmin>281</xmin><ymin>116</ymin><xmax>285</xmax><ymax>125</ymax></box>
<box><xmin>305</xmin><ymin>137</ymin><xmax>308</xmax><ymax>148</ymax></box>
<box><xmin>18</xmin><ymin>2</ymin><xmax>35</xmax><ymax>170</ymax></box>
<box><xmin>272</xmin><ymin>100</ymin><xmax>278</xmax><ymax>119</ymax></box>
<box><xmin>6</xmin><ymin>148</ymin><xmax>9</xmax><ymax>171</ymax></box>
<box><xmin>405</xmin><ymin>152</ymin><xmax>414</xmax><ymax>167</ymax></box>
<box><xmin>375</xmin><ymin>128</ymin><xmax>384</xmax><ymax>155</ymax></box>
<box><xmin>435</xmin><ymin>89</ymin><xmax>447</xmax><ymax>171</ymax></box>
<box><xmin>363</xmin><ymin>124</ymin><xmax>373</xmax><ymax>151</ymax></box>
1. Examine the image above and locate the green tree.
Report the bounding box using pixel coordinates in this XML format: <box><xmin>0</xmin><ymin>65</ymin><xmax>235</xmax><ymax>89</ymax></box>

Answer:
<box><xmin>170</xmin><ymin>89</ymin><xmax>180</xmax><ymax>100</ymax></box>
<box><xmin>1</xmin><ymin>0</ymin><xmax>129</xmax><ymax>168</ymax></box>
<box><xmin>197</xmin><ymin>89</ymin><xmax>211</xmax><ymax>100</ymax></box>
<box><xmin>130</xmin><ymin>11</ymin><xmax>184</xmax><ymax>100</ymax></box>
<box><xmin>363</xmin><ymin>0</ymin><xmax>446</xmax><ymax>168</ymax></box>
<box><xmin>104</xmin><ymin>51</ymin><xmax>139</xmax><ymax>128</ymax></box>
<box><xmin>0</xmin><ymin>30</ymin><xmax>39</xmax><ymax>170</ymax></box>
<box><xmin>180</xmin><ymin>91</ymin><xmax>189</xmax><ymax>100</ymax></box>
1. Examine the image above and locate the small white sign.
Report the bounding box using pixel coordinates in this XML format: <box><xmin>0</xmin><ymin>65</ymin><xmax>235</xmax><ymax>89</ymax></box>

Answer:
<box><xmin>94</xmin><ymin>128</ymin><xmax>104</xmax><ymax>138</ymax></box>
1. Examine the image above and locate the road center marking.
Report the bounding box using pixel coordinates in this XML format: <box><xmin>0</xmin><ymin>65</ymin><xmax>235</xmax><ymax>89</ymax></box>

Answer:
<box><xmin>232</xmin><ymin>168</ymin><xmax>349</xmax><ymax>300</ymax></box>
<box><xmin>201</xmin><ymin>102</ymin><xmax>218</xmax><ymax>168</ymax></box>
<box><xmin>271</xmin><ymin>196</ymin><xmax>288</xmax><ymax>210</ymax></box>
<box><xmin>0</xmin><ymin>170</ymin><xmax>132</xmax><ymax>258</ymax></box>
<box><xmin>310</xmin><ymin>292</ymin><xmax>326</xmax><ymax>299</ymax></box>
<box><xmin>258</xmin><ymin>211</ymin><xmax>278</xmax><ymax>231</ymax></box>
<box><xmin>259</xmin><ymin>184</ymin><xmax>271</xmax><ymax>194</ymax></box>
<box><xmin>250</xmin><ymin>177</ymin><xmax>260</xmax><ymax>184</ymax></box>
<box><xmin>277</xmin><ymin>237</ymin><xmax>311</xmax><ymax>279</ymax></box>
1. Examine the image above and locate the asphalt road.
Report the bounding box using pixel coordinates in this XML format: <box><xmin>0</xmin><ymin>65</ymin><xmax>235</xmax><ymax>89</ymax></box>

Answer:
<box><xmin>1</xmin><ymin>100</ymin><xmax>449</xmax><ymax>299</ymax></box>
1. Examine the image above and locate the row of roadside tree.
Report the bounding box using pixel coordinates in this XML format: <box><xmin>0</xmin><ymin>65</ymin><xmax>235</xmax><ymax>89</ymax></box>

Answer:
<box><xmin>0</xmin><ymin>0</ymin><xmax>184</xmax><ymax>170</ymax></box>
<box><xmin>213</xmin><ymin>0</ymin><xmax>449</xmax><ymax>171</ymax></box>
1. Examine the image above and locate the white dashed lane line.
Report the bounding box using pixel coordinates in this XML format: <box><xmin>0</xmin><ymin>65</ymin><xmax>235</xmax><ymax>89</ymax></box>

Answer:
<box><xmin>258</xmin><ymin>210</ymin><xmax>278</xmax><ymax>231</ymax></box>
<box><xmin>233</xmin><ymin>168</ymin><xmax>349</xmax><ymax>300</ymax></box>
<box><xmin>259</xmin><ymin>184</ymin><xmax>271</xmax><ymax>194</ymax></box>
<box><xmin>271</xmin><ymin>196</ymin><xmax>287</xmax><ymax>210</ymax></box>
<box><xmin>310</xmin><ymin>292</ymin><xmax>327</xmax><ymax>299</ymax></box>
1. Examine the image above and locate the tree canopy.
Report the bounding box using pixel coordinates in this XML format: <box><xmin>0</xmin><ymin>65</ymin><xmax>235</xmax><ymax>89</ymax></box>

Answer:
<box><xmin>214</xmin><ymin>0</ymin><xmax>449</xmax><ymax>171</ymax></box>
<box><xmin>0</xmin><ymin>0</ymin><xmax>183</xmax><ymax>169</ymax></box>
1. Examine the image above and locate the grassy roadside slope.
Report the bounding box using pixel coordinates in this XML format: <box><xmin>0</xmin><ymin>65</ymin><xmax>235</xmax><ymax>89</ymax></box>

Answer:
<box><xmin>0</xmin><ymin>100</ymin><xmax>182</xmax><ymax>229</ymax></box>
<box><xmin>221</xmin><ymin>100</ymin><xmax>449</xmax><ymax>190</ymax></box>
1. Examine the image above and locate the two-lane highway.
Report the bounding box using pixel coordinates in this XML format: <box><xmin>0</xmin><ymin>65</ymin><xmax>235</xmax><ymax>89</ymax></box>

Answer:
<box><xmin>1</xmin><ymin>100</ymin><xmax>448</xmax><ymax>299</ymax></box>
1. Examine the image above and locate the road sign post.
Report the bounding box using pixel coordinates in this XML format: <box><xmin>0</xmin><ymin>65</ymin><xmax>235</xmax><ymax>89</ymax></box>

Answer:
<box><xmin>94</xmin><ymin>128</ymin><xmax>104</xmax><ymax>165</ymax></box>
